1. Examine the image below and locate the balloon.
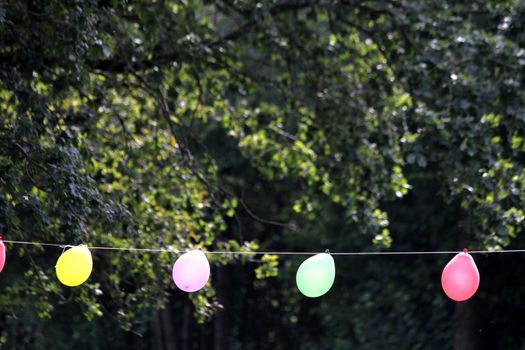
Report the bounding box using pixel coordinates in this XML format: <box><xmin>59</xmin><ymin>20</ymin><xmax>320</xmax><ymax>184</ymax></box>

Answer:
<box><xmin>0</xmin><ymin>238</ymin><xmax>5</xmax><ymax>273</ymax></box>
<box><xmin>441</xmin><ymin>249</ymin><xmax>480</xmax><ymax>301</ymax></box>
<box><xmin>296</xmin><ymin>252</ymin><xmax>335</xmax><ymax>298</ymax></box>
<box><xmin>55</xmin><ymin>245</ymin><xmax>93</xmax><ymax>287</ymax></box>
<box><xmin>172</xmin><ymin>250</ymin><xmax>210</xmax><ymax>292</ymax></box>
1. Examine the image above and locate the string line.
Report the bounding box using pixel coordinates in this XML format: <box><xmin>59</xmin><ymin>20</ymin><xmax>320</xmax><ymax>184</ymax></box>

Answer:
<box><xmin>2</xmin><ymin>239</ymin><xmax>525</xmax><ymax>256</ymax></box>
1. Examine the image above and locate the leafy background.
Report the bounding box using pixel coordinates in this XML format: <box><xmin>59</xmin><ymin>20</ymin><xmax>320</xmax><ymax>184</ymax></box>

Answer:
<box><xmin>1</xmin><ymin>1</ymin><xmax>525</xmax><ymax>349</ymax></box>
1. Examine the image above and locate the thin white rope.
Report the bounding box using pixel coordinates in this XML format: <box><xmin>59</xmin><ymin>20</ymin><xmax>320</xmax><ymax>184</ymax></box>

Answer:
<box><xmin>2</xmin><ymin>239</ymin><xmax>524</xmax><ymax>256</ymax></box>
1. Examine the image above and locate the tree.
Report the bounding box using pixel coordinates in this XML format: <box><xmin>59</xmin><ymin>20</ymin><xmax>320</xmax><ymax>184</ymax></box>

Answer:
<box><xmin>1</xmin><ymin>1</ymin><xmax>525</xmax><ymax>349</ymax></box>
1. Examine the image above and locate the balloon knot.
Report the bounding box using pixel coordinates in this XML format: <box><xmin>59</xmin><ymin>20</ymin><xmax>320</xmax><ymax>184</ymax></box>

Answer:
<box><xmin>463</xmin><ymin>248</ymin><xmax>468</xmax><ymax>253</ymax></box>
<box><xmin>0</xmin><ymin>236</ymin><xmax>3</xmax><ymax>241</ymax></box>
<box><xmin>325</xmin><ymin>249</ymin><xmax>330</xmax><ymax>254</ymax></box>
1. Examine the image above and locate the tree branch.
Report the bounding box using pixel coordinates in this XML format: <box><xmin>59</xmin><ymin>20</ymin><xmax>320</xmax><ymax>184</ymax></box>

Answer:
<box><xmin>87</xmin><ymin>1</ymin><xmax>313</xmax><ymax>73</ymax></box>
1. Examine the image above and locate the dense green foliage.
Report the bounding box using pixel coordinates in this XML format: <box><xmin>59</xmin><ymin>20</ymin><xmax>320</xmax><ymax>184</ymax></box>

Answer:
<box><xmin>1</xmin><ymin>1</ymin><xmax>525</xmax><ymax>349</ymax></box>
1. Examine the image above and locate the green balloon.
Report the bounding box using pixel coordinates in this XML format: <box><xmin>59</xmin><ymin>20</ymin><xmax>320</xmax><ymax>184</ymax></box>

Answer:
<box><xmin>296</xmin><ymin>253</ymin><xmax>335</xmax><ymax>297</ymax></box>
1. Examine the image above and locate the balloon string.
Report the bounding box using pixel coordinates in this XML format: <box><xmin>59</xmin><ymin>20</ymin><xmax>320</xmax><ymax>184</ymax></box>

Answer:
<box><xmin>2</xmin><ymin>240</ymin><xmax>525</xmax><ymax>256</ymax></box>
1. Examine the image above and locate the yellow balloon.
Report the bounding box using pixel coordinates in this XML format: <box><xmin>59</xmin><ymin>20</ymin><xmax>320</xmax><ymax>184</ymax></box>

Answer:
<box><xmin>55</xmin><ymin>245</ymin><xmax>93</xmax><ymax>287</ymax></box>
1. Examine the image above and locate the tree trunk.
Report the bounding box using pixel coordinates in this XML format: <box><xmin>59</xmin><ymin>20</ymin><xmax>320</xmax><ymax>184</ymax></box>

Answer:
<box><xmin>153</xmin><ymin>312</ymin><xmax>165</xmax><ymax>350</ymax></box>
<box><xmin>453</xmin><ymin>301</ymin><xmax>481</xmax><ymax>350</ymax></box>
<box><xmin>160</xmin><ymin>306</ymin><xmax>179</xmax><ymax>350</ymax></box>
<box><xmin>181</xmin><ymin>298</ymin><xmax>192</xmax><ymax>350</ymax></box>
<box><xmin>214</xmin><ymin>266</ymin><xmax>232</xmax><ymax>350</ymax></box>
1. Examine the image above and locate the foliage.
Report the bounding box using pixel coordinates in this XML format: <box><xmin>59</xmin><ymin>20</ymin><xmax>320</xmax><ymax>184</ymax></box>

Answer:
<box><xmin>1</xmin><ymin>0</ymin><xmax>525</xmax><ymax>349</ymax></box>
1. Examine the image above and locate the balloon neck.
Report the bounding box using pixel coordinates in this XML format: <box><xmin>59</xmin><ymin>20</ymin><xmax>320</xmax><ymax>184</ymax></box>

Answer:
<box><xmin>325</xmin><ymin>249</ymin><xmax>330</xmax><ymax>254</ymax></box>
<box><xmin>463</xmin><ymin>248</ymin><xmax>468</xmax><ymax>254</ymax></box>
<box><xmin>0</xmin><ymin>236</ymin><xmax>3</xmax><ymax>241</ymax></box>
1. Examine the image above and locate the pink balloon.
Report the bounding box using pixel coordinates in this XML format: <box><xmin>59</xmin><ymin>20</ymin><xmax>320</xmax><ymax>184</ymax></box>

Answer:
<box><xmin>172</xmin><ymin>250</ymin><xmax>210</xmax><ymax>292</ymax></box>
<box><xmin>441</xmin><ymin>250</ymin><xmax>479</xmax><ymax>301</ymax></box>
<box><xmin>0</xmin><ymin>239</ymin><xmax>5</xmax><ymax>273</ymax></box>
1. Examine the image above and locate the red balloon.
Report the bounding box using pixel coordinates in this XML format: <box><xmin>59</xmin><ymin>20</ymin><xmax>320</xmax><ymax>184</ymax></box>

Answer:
<box><xmin>0</xmin><ymin>239</ymin><xmax>5</xmax><ymax>273</ymax></box>
<box><xmin>441</xmin><ymin>250</ymin><xmax>479</xmax><ymax>301</ymax></box>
